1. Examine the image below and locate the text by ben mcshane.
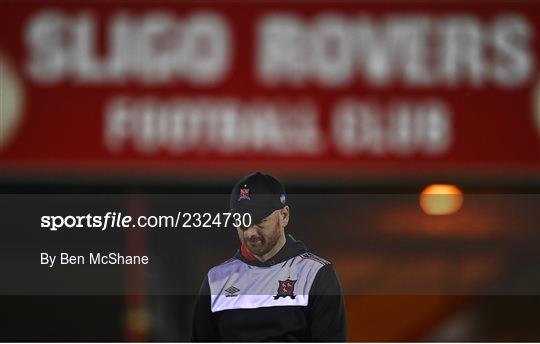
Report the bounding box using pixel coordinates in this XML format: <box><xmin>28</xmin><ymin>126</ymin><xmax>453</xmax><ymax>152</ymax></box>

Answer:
<box><xmin>41</xmin><ymin>252</ymin><xmax>149</xmax><ymax>267</ymax></box>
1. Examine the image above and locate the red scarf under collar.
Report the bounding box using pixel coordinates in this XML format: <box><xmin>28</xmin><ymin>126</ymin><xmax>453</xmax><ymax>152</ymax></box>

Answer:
<box><xmin>240</xmin><ymin>243</ymin><xmax>257</xmax><ymax>261</ymax></box>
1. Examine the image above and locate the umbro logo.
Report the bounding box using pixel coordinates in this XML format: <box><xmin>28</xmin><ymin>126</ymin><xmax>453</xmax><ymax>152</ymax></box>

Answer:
<box><xmin>225</xmin><ymin>286</ymin><xmax>240</xmax><ymax>297</ymax></box>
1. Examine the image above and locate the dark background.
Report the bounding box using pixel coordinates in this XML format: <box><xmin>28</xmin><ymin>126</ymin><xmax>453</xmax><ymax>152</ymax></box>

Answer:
<box><xmin>0</xmin><ymin>179</ymin><xmax>538</xmax><ymax>341</ymax></box>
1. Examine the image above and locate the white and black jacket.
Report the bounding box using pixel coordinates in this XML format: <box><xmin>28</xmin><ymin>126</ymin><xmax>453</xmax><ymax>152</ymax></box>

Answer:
<box><xmin>191</xmin><ymin>234</ymin><xmax>347</xmax><ymax>341</ymax></box>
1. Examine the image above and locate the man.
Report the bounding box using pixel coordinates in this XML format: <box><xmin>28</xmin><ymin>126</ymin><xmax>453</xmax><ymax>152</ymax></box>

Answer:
<box><xmin>191</xmin><ymin>172</ymin><xmax>347</xmax><ymax>341</ymax></box>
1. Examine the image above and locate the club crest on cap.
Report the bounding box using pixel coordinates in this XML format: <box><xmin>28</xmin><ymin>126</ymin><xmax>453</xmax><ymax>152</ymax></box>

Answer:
<box><xmin>238</xmin><ymin>185</ymin><xmax>250</xmax><ymax>201</ymax></box>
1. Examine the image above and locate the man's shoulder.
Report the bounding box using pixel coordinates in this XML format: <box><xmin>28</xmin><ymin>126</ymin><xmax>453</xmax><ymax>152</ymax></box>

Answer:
<box><xmin>297</xmin><ymin>251</ymin><xmax>331</xmax><ymax>267</ymax></box>
<box><xmin>219</xmin><ymin>256</ymin><xmax>240</xmax><ymax>266</ymax></box>
<box><xmin>207</xmin><ymin>256</ymin><xmax>242</xmax><ymax>277</ymax></box>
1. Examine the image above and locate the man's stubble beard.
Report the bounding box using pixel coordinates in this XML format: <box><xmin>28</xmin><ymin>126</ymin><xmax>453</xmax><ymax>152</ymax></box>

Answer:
<box><xmin>247</xmin><ymin>226</ymin><xmax>281</xmax><ymax>258</ymax></box>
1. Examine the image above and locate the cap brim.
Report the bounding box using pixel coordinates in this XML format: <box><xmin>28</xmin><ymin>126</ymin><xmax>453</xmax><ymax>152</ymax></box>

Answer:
<box><xmin>230</xmin><ymin>206</ymin><xmax>276</xmax><ymax>227</ymax></box>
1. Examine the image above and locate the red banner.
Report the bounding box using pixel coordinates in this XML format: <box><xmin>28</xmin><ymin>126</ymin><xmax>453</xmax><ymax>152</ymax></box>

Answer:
<box><xmin>0</xmin><ymin>1</ymin><xmax>539</xmax><ymax>177</ymax></box>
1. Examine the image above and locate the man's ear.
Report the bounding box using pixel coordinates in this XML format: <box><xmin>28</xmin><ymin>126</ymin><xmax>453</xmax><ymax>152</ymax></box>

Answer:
<box><xmin>280</xmin><ymin>205</ymin><xmax>290</xmax><ymax>228</ymax></box>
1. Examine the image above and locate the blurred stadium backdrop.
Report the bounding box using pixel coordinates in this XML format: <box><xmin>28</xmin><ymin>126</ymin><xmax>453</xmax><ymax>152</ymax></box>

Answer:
<box><xmin>0</xmin><ymin>0</ymin><xmax>539</xmax><ymax>341</ymax></box>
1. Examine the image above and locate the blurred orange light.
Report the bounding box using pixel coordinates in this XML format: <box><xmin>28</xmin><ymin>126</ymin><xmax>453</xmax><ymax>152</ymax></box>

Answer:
<box><xmin>420</xmin><ymin>184</ymin><xmax>463</xmax><ymax>215</ymax></box>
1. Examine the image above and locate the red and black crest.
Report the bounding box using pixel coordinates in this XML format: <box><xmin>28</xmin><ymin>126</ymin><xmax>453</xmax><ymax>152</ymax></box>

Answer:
<box><xmin>273</xmin><ymin>279</ymin><xmax>296</xmax><ymax>299</ymax></box>
<box><xmin>238</xmin><ymin>185</ymin><xmax>250</xmax><ymax>201</ymax></box>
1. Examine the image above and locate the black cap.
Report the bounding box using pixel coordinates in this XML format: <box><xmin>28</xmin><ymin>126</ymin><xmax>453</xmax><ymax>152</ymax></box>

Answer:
<box><xmin>230</xmin><ymin>172</ymin><xmax>287</xmax><ymax>225</ymax></box>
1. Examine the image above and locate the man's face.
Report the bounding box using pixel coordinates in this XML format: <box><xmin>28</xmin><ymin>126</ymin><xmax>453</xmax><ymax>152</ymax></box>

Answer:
<box><xmin>237</xmin><ymin>207</ymin><xmax>288</xmax><ymax>257</ymax></box>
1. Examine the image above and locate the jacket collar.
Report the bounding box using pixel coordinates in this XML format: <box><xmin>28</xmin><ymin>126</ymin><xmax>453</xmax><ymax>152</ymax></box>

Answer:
<box><xmin>234</xmin><ymin>233</ymin><xmax>308</xmax><ymax>267</ymax></box>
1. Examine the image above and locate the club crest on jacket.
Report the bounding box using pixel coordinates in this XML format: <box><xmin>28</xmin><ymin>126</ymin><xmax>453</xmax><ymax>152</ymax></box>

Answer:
<box><xmin>274</xmin><ymin>279</ymin><xmax>296</xmax><ymax>299</ymax></box>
